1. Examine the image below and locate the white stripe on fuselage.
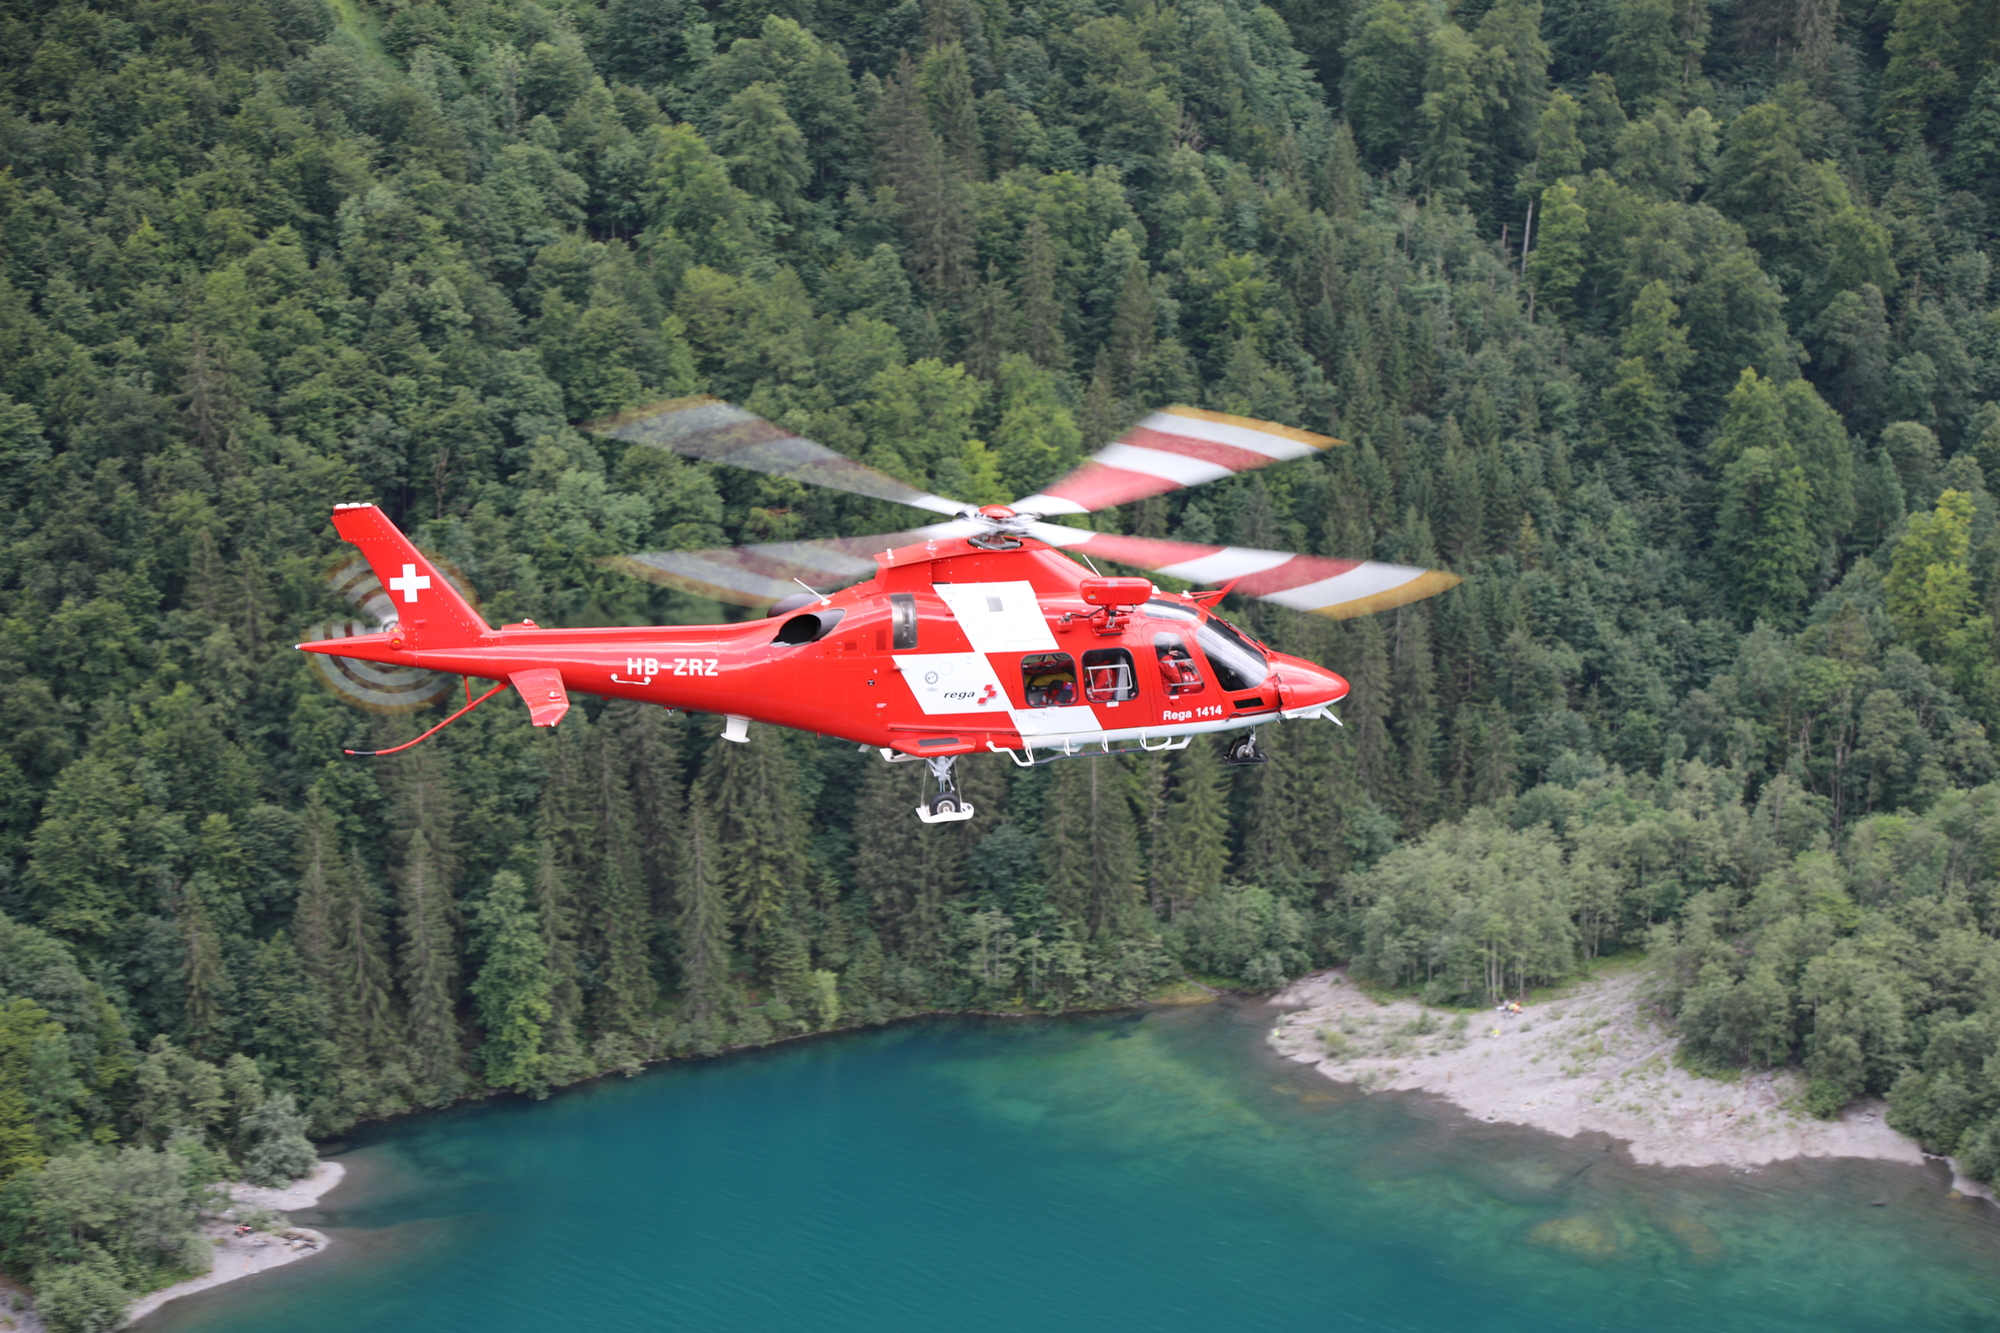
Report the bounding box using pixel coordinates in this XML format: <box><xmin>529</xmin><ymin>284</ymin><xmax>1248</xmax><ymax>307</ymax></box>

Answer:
<box><xmin>931</xmin><ymin>582</ymin><xmax>1058</xmax><ymax>653</ymax></box>
<box><xmin>905</xmin><ymin>582</ymin><xmax>1096</xmax><ymax>740</ymax></box>
<box><xmin>891</xmin><ymin>653</ymin><xmax>1010</xmax><ymax>717</ymax></box>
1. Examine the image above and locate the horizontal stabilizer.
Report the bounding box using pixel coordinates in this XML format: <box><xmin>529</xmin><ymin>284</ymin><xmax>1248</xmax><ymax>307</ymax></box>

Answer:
<box><xmin>509</xmin><ymin>668</ymin><xmax>569</xmax><ymax>727</ymax></box>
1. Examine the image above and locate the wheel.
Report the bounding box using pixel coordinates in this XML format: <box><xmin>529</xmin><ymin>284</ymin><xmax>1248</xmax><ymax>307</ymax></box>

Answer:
<box><xmin>930</xmin><ymin>793</ymin><xmax>962</xmax><ymax>816</ymax></box>
<box><xmin>1224</xmin><ymin>734</ymin><xmax>1269</xmax><ymax>766</ymax></box>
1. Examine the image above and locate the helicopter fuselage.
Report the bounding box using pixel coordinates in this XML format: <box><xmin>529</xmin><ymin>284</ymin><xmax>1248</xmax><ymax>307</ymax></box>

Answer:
<box><xmin>301</xmin><ymin>528</ymin><xmax>1350</xmax><ymax>759</ymax></box>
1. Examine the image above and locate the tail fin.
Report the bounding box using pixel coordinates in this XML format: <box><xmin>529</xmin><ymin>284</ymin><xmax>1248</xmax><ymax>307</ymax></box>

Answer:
<box><xmin>330</xmin><ymin>504</ymin><xmax>490</xmax><ymax>648</ymax></box>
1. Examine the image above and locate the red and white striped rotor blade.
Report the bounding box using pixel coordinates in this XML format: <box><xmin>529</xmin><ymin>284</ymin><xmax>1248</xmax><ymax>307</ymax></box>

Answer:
<box><xmin>1013</xmin><ymin>408</ymin><xmax>1341</xmax><ymax>516</ymax></box>
<box><xmin>602</xmin><ymin>522</ymin><xmax>985</xmax><ymax>607</ymax></box>
<box><xmin>1024</xmin><ymin>525</ymin><xmax>1459</xmax><ymax>620</ymax></box>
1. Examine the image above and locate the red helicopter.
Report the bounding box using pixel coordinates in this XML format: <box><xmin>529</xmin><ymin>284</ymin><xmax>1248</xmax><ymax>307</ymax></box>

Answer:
<box><xmin>298</xmin><ymin>399</ymin><xmax>1459</xmax><ymax>821</ymax></box>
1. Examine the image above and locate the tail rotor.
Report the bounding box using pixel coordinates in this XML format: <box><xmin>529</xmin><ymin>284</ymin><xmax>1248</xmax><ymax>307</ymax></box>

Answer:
<box><xmin>304</xmin><ymin>553</ymin><xmax>482</xmax><ymax>714</ymax></box>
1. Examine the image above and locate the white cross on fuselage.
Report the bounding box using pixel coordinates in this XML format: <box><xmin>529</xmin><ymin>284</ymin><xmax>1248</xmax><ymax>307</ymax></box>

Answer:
<box><xmin>389</xmin><ymin>563</ymin><xmax>431</xmax><ymax>603</ymax></box>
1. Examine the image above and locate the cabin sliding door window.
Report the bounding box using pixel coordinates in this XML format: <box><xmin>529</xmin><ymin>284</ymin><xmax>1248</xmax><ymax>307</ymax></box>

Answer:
<box><xmin>1081</xmin><ymin>648</ymin><xmax>1137</xmax><ymax>702</ymax></box>
<box><xmin>1020</xmin><ymin>653</ymin><xmax>1077</xmax><ymax>707</ymax></box>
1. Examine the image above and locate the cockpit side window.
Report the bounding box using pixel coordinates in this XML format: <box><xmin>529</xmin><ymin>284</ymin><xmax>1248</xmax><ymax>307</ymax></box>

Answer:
<box><xmin>1195</xmin><ymin>615</ymin><xmax>1269</xmax><ymax>692</ymax></box>
<box><xmin>1153</xmin><ymin>632</ymin><xmax>1204</xmax><ymax>696</ymax></box>
<box><xmin>1020</xmin><ymin>652</ymin><xmax>1077</xmax><ymax>707</ymax></box>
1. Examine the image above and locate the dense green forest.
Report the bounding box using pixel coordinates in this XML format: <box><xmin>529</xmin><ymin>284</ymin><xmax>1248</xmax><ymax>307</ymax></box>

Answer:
<box><xmin>1</xmin><ymin>0</ymin><xmax>2000</xmax><ymax>1319</ymax></box>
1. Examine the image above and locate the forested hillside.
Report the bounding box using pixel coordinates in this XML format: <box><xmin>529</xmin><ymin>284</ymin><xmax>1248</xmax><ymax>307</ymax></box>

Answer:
<box><xmin>2</xmin><ymin>0</ymin><xmax>2000</xmax><ymax>1312</ymax></box>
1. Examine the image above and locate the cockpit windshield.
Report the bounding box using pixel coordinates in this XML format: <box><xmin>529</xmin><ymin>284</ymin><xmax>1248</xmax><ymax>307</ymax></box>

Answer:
<box><xmin>1143</xmin><ymin>599</ymin><xmax>1269</xmax><ymax>692</ymax></box>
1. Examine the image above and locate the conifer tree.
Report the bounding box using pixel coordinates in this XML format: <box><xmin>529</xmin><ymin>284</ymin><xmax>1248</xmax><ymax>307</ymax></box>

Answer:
<box><xmin>1390</xmin><ymin>606</ymin><xmax>1442</xmax><ymax>827</ymax></box>
<box><xmin>676</xmin><ymin>784</ymin><xmax>731</xmax><ymax>1019</ymax></box>
<box><xmin>706</xmin><ymin>726</ymin><xmax>810</xmax><ymax>947</ymax></box>
<box><xmin>313</xmin><ymin>835</ymin><xmax>396</xmax><ymax>1062</ymax></box>
<box><xmin>1344</xmin><ymin>617</ymin><xmax>1396</xmax><ymax>786</ymax></box>
<box><xmin>530</xmin><ymin>842</ymin><xmax>584</xmax><ymax>1068</ymax></box>
<box><xmin>386</xmin><ymin>741</ymin><xmax>461</xmax><ymax>1090</ymax></box>
<box><xmin>584</xmin><ymin>727</ymin><xmax>653</xmax><ymax>1035</ymax></box>
<box><xmin>241</xmin><ymin>937</ymin><xmax>337</xmax><ymax>1105</ymax></box>
<box><xmin>1472</xmin><ymin>0</ymin><xmax>1552</xmax><ymax>193</ymax></box>
<box><xmin>1885</xmin><ymin>490</ymin><xmax>1993</xmax><ymax>711</ymax></box>
<box><xmin>1525</xmin><ymin>180</ymin><xmax>1588</xmax><ymax>324</ymax></box>
<box><xmin>716</xmin><ymin>82</ymin><xmax>810</xmax><ymax>215</ymax></box>
<box><xmin>1525</xmin><ymin>90</ymin><xmax>1585</xmax><ymax>195</ymax></box>
<box><xmin>1343</xmin><ymin>0</ymin><xmax>1429</xmax><ymax>168</ymax></box>
<box><xmin>1878</xmin><ymin>0</ymin><xmax>1964</xmax><ymax>142</ymax></box>
<box><xmin>965</xmin><ymin>265</ymin><xmax>1020</xmax><ymax>383</ymax></box>
<box><xmin>1710</xmin><ymin>368</ymin><xmax>1830</xmax><ymax>625</ymax></box>
<box><xmin>1106</xmin><ymin>262</ymin><xmax>1155</xmax><ymax>391</ymax></box>
<box><xmin>1041</xmin><ymin>756</ymin><xmax>1143</xmax><ymax>936</ymax></box>
<box><xmin>294</xmin><ymin>792</ymin><xmax>379</xmax><ymax>1059</ymax></box>
<box><xmin>1020</xmin><ymin>216</ymin><xmax>1067</xmax><ymax>372</ymax></box>
<box><xmin>610</xmin><ymin>701</ymin><xmax>684</xmax><ymax>938</ymax></box>
<box><xmin>852</xmin><ymin>759</ymin><xmax>958</xmax><ymax>957</ymax></box>
<box><xmin>1951</xmin><ymin>71</ymin><xmax>2000</xmax><ymax>201</ymax></box>
<box><xmin>878</xmin><ymin>51</ymin><xmax>972</xmax><ymax>299</ymax></box>
<box><xmin>1156</xmin><ymin>736</ymin><xmax>1230</xmax><ymax>917</ymax></box>
<box><xmin>176</xmin><ymin>879</ymin><xmax>227</xmax><ymax>1057</ymax></box>
<box><xmin>1608</xmin><ymin>0</ymin><xmax>1681</xmax><ymax>106</ymax></box>
<box><xmin>920</xmin><ymin>42</ymin><xmax>982</xmax><ymax>181</ymax></box>
<box><xmin>468</xmin><ymin>870</ymin><xmax>551</xmax><ymax>1093</ymax></box>
<box><xmin>1414</xmin><ymin>23</ymin><xmax>1499</xmax><ymax>205</ymax></box>
<box><xmin>1601</xmin><ymin>281</ymin><xmax>1694</xmax><ymax>481</ymax></box>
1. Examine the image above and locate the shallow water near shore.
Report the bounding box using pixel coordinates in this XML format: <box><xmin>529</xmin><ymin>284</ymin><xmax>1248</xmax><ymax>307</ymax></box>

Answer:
<box><xmin>142</xmin><ymin>999</ymin><xmax>2000</xmax><ymax>1333</ymax></box>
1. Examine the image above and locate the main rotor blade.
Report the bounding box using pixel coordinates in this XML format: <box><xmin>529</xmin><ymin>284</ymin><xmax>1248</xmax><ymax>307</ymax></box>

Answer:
<box><xmin>603</xmin><ymin>522</ymin><xmax>985</xmax><ymax>607</ymax></box>
<box><xmin>1013</xmin><ymin>408</ymin><xmax>1341</xmax><ymax>516</ymax></box>
<box><xmin>1024</xmin><ymin>524</ymin><xmax>1459</xmax><ymax>620</ymax></box>
<box><xmin>585</xmin><ymin>396</ymin><xmax>968</xmax><ymax>518</ymax></box>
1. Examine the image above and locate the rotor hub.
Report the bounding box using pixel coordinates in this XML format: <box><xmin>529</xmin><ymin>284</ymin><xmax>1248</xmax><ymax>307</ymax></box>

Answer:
<box><xmin>959</xmin><ymin>503</ymin><xmax>1041</xmax><ymax>536</ymax></box>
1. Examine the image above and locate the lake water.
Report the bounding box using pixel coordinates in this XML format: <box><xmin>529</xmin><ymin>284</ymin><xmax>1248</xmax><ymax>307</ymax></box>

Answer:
<box><xmin>141</xmin><ymin>999</ymin><xmax>2000</xmax><ymax>1333</ymax></box>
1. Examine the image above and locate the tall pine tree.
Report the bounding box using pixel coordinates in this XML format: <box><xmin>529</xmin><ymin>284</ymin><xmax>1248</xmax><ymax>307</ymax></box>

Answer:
<box><xmin>385</xmin><ymin>740</ymin><xmax>462</xmax><ymax>1093</ymax></box>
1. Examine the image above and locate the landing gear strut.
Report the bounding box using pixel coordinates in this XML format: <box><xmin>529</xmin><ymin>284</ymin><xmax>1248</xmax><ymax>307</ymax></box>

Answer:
<box><xmin>914</xmin><ymin>755</ymin><xmax>977</xmax><ymax>823</ymax></box>
<box><xmin>1223</xmin><ymin>730</ymin><xmax>1270</xmax><ymax>766</ymax></box>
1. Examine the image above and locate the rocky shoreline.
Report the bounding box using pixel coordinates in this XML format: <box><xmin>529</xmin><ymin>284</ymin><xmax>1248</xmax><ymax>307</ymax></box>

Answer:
<box><xmin>1266</xmin><ymin>967</ymin><xmax>1991</xmax><ymax>1198</ymax></box>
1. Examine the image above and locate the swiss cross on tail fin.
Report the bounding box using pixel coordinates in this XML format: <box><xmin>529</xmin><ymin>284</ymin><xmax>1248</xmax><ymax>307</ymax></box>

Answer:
<box><xmin>328</xmin><ymin>504</ymin><xmax>490</xmax><ymax>648</ymax></box>
<box><xmin>387</xmin><ymin>563</ymin><xmax>431</xmax><ymax>603</ymax></box>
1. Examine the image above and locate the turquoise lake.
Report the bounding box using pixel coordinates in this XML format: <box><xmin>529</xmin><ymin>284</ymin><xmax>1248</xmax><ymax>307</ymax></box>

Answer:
<box><xmin>141</xmin><ymin>999</ymin><xmax>2000</xmax><ymax>1333</ymax></box>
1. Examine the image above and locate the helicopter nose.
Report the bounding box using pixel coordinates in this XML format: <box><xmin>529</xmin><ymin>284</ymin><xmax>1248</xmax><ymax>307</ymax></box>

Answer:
<box><xmin>1274</xmin><ymin>657</ymin><xmax>1349</xmax><ymax>709</ymax></box>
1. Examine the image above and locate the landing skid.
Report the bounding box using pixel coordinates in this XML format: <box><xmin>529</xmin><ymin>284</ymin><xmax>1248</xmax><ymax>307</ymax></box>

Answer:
<box><xmin>914</xmin><ymin>800</ymin><xmax>977</xmax><ymax>824</ymax></box>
